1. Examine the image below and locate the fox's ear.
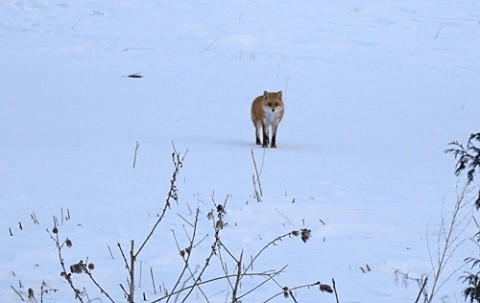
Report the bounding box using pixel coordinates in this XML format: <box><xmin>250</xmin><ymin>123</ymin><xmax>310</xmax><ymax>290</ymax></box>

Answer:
<box><xmin>263</xmin><ymin>91</ymin><xmax>268</xmax><ymax>99</ymax></box>
<box><xmin>277</xmin><ymin>91</ymin><xmax>282</xmax><ymax>97</ymax></box>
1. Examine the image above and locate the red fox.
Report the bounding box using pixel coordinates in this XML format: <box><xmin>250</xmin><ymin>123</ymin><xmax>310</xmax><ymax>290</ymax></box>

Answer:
<box><xmin>251</xmin><ymin>91</ymin><xmax>285</xmax><ymax>148</ymax></box>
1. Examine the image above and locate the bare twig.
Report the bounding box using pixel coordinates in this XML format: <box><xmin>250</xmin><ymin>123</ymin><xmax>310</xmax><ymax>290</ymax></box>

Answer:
<box><xmin>201</xmin><ymin>36</ymin><xmax>221</xmax><ymax>54</ymax></box>
<box><xmin>128</xmin><ymin>241</ymin><xmax>135</xmax><ymax>303</ymax></box>
<box><xmin>252</xmin><ymin>175</ymin><xmax>262</xmax><ymax>202</ymax></box>
<box><xmin>150</xmin><ymin>267</ymin><xmax>157</xmax><ymax>295</ymax></box>
<box><xmin>218</xmin><ymin>246</ymin><xmax>235</xmax><ymax>292</ymax></box>
<box><xmin>262</xmin><ymin>280</ymin><xmax>326</xmax><ymax>303</ymax></box>
<box><xmin>332</xmin><ymin>278</ymin><xmax>340</xmax><ymax>303</ymax></box>
<box><xmin>107</xmin><ymin>245</ymin><xmax>114</xmax><ymax>259</ymax></box>
<box><xmin>414</xmin><ymin>276</ymin><xmax>428</xmax><ymax>303</ymax></box>
<box><xmin>132</xmin><ymin>141</ymin><xmax>140</xmax><ymax>168</ymax></box>
<box><xmin>117</xmin><ymin>243</ymin><xmax>131</xmax><ymax>273</ymax></box>
<box><xmin>237</xmin><ymin>266</ymin><xmax>287</xmax><ymax>301</ymax></box>
<box><xmin>425</xmin><ymin>184</ymin><xmax>472</xmax><ymax>302</ymax></box>
<box><xmin>31</xmin><ymin>212</ymin><xmax>39</xmax><ymax>224</ymax></box>
<box><xmin>119</xmin><ymin>144</ymin><xmax>186</xmax><ymax>303</ymax></box>
<box><xmin>71</xmin><ymin>17</ymin><xmax>81</xmax><ymax>29</ymax></box>
<box><xmin>151</xmin><ymin>271</ymin><xmax>285</xmax><ymax>303</ymax></box>
<box><xmin>10</xmin><ymin>285</ymin><xmax>25</xmax><ymax>301</ymax></box>
<box><xmin>178</xmin><ymin>207</ymin><xmax>223</xmax><ymax>303</ymax></box>
<box><xmin>119</xmin><ymin>284</ymin><xmax>128</xmax><ymax>297</ymax></box>
<box><xmin>167</xmin><ymin>209</ymin><xmax>202</xmax><ymax>303</ymax></box>
<box><xmin>231</xmin><ymin>251</ymin><xmax>243</xmax><ymax>303</ymax></box>
<box><xmin>83</xmin><ymin>267</ymin><xmax>115</xmax><ymax>303</ymax></box>
<box><xmin>177</xmin><ymin>213</ymin><xmax>194</xmax><ymax>228</ymax></box>
<box><xmin>242</xmin><ymin>230</ymin><xmax>307</xmax><ymax>278</ymax></box>
<box><xmin>251</xmin><ymin>149</ymin><xmax>264</xmax><ymax>199</ymax></box>
<box><xmin>135</xmin><ymin>144</ymin><xmax>187</xmax><ymax>258</ymax></box>
<box><xmin>275</xmin><ymin>208</ymin><xmax>293</xmax><ymax>226</ymax></box>
<box><xmin>47</xmin><ymin>229</ymin><xmax>85</xmax><ymax>303</ymax></box>
<box><xmin>40</xmin><ymin>280</ymin><xmax>47</xmax><ymax>303</ymax></box>
<box><xmin>139</xmin><ymin>261</ymin><xmax>143</xmax><ymax>288</ymax></box>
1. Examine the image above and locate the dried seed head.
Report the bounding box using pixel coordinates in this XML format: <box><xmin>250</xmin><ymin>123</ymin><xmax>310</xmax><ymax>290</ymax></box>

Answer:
<box><xmin>216</xmin><ymin>204</ymin><xmax>226</xmax><ymax>214</ymax></box>
<box><xmin>319</xmin><ymin>283</ymin><xmax>333</xmax><ymax>293</ymax></box>
<box><xmin>179</xmin><ymin>250</ymin><xmax>185</xmax><ymax>258</ymax></box>
<box><xmin>185</xmin><ymin>246</ymin><xmax>191</xmax><ymax>254</ymax></box>
<box><xmin>52</xmin><ymin>227</ymin><xmax>58</xmax><ymax>234</ymax></box>
<box><xmin>70</xmin><ymin>262</ymin><xmax>84</xmax><ymax>274</ymax></box>
<box><xmin>291</xmin><ymin>230</ymin><xmax>299</xmax><ymax>237</ymax></box>
<box><xmin>300</xmin><ymin>229</ymin><xmax>312</xmax><ymax>243</ymax></box>
<box><xmin>65</xmin><ymin>238</ymin><xmax>73</xmax><ymax>248</ymax></box>
<box><xmin>70</xmin><ymin>264</ymin><xmax>79</xmax><ymax>274</ymax></box>
<box><xmin>216</xmin><ymin>219</ymin><xmax>224</xmax><ymax>230</ymax></box>
<box><xmin>28</xmin><ymin>288</ymin><xmax>34</xmax><ymax>299</ymax></box>
<box><xmin>88</xmin><ymin>263</ymin><xmax>95</xmax><ymax>270</ymax></box>
<box><xmin>207</xmin><ymin>212</ymin><xmax>214</xmax><ymax>220</ymax></box>
<box><xmin>282</xmin><ymin>287</ymin><xmax>289</xmax><ymax>298</ymax></box>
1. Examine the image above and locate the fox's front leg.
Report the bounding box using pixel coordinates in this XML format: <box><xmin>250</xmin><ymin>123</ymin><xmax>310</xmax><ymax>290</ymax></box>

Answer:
<box><xmin>255</xmin><ymin>121</ymin><xmax>262</xmax><ymax>145</ymax></box>
<box><xmin>262</xmin><ymin>124</ymin><xmax>270</xmax><ymax>148</ymax></box>
<box><xmin>270</xmin><ymin>123</ymin><xmax>279</xmax><ymax>148</ymax></box>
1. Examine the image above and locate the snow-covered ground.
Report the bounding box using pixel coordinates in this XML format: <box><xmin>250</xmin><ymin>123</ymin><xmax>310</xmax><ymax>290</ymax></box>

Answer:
<box><xmin>1</xmin><ymin>1</ymin><xmax>480</xmax><ymax>302</ymax></box>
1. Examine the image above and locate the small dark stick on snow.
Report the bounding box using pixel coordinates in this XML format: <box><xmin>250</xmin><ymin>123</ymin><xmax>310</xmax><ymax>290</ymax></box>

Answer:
<box><xmin>127</xmin><ymin>72</ymin><xmax>143</xmax><ymax>78</ymax></box>
<box><xmin>132</xmin><ymin>141</ymin><xmax>140</xmax><ymax>168</ymax></box>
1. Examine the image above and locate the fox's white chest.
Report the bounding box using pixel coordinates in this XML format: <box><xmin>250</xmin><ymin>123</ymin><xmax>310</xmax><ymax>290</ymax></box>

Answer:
<box><xmin>262</xmin><ymin>107</ymin><xmax>282</xmax><ymax>126</ymax></box>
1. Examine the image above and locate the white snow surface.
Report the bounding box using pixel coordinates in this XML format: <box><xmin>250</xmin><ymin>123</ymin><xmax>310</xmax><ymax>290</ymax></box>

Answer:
<box><xmin>1</xmin><ymin>1</ymin><xmax>480</xmax><ymax>302</ymax></box>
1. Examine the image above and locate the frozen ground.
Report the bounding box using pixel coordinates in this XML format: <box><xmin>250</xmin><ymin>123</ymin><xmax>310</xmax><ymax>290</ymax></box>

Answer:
<box><xmin>1</xmin><ymin>1</ymin><xmax>480</xmax><ymax>302</ymax></box>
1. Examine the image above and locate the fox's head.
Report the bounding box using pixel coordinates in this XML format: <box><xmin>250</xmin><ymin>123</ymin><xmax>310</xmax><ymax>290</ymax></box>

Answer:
<box><xmin>263</xmin><ymin>91</ymin><xmax>284</xmax><ymax>113</ymax></box>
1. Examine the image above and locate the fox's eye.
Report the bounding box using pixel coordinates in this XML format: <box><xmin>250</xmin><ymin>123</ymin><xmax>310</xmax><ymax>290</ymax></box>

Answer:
<box><xmin>267</xmin><ymin>102</ymin><xmax>273</xmax><ymax>107</ymax></box>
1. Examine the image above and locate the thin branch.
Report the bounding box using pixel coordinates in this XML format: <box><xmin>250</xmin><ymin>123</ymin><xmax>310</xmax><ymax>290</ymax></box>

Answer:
<box><xmin>231</xmin><ymin>251</ymin><xmax>243</xmax><ymax>303</ymax></box>
<box><xmin>128</xmin><ymin>240</ymin><xmax>135</xmax><ymax>303</ymax></box>
<box><xmin>135</xmin><ymin>145</ymin><xmax>187</xmax><ymax>258</ymax></box>
<box><xmin>151</xmin><ymin>271</ymin><xmax>284</xmax><ymax>303</ymax></box>
<box><xmin>179</xmin><ymin>215</ymin><xmax>222</xmax><ymax>302</ymax></box>
<box><xmin>426</xmin><ymin>183</ymin><xmax>472</xmax><ymax>302</ymax></box>
<box><xmin>237</xmin><ymin>266</ymin><xmax>287</xmax><ymax>301</ymax></box>
<box><xmin>150</xmin><ymin>267</ymin><xmax>157</xmax><ymax>295</ymax></box>
<box><xmin>83</xmin><ymin>268</ymin><xmax>115</xmax><ymax>303</ymax></box>
<box><xmin>242</xmin><ymin>231</ymin><xmax>298</xmax><ymax>278</ymax></box>
<box><xmin>251</xmin><ymin>149</ymin><xmax>264</xmax><ymax>198</ymax></box>
<box><xmin>132</xmin><ymin>141</ymin><xmax>140</xmax><ymax>168</ymax></box>
<box><xmin>332</xmin><ymin>278</ymin><xmax>340</xmax><ymax>303</ymax></box>
<box><xmin>10</xmin><ymin>285</ymin><xmax>25</xmax><ymax>301</ymax></box>
<box><xmin>177</xmin><ymin>213</ymin><xmax>194</xmax><ymax>228</ymax></box>
<box><xmin>414</xmin><ymin>277</ymin><xmax>428</xmax><ymax>303</ymax></box>
<box><xmin>166</xmin><ymin>209</ymin><xmax>201</xmax><ymax>303</ymax></box>
<box><xmin>262</xmin><ymin>280</ymin><xmax>323</xmax><ymax>303</ymax></box>
<box><xmin>47</xmin><ymin>229</ymin><xmax>85</xmax><ymax>303</ymax></box>
<box><xmin>218</xmin><ymin>246</ymin><xmax>235</xmax><ymax>292</ymax></box>
<box><xmin>117</xmin><ymin>243</ymin><xmax>131</xmax><ymax>273</ymax></box>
